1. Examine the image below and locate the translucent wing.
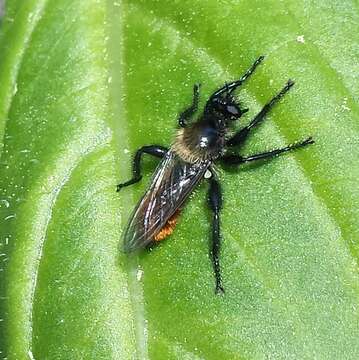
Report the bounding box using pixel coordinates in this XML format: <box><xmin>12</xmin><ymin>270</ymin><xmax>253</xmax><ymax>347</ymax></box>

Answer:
<box><xmin>123</xmin><ymin>150</ymin><xmax>210</xmax><ymax>252</ymax></box>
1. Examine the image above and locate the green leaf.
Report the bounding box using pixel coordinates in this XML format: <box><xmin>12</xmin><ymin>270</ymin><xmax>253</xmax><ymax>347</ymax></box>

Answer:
<box><xmin>1</xmin><ymin>0</ymin><xmax>359</xmax><ymax>359</ymax></box>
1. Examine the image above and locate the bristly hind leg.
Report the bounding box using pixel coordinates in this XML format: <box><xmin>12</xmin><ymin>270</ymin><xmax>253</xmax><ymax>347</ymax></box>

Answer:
<box><xmin>207</xmin><ymin>170</ymin><xmax>225</xmax><ymax>294</ymax></box>
<box><xmin>116</xmin><ymin>145</ymin><xmax>168</xmax><ymax>192</ymax></box>
<box><xmin>221</xmin><ymin>137</ymin><xmax>314</xmax><ymax>165</ymax></box>
<box><xmin>227</xmin><ymin>80</ymin><xmax>295</xmax><ymax>147</ymax></box>
<box><xmin>178</xmin><ymin>83</ymin><xmax>201</xmax><ymax>128</ymax></box>
<box><xmin>210</xmin><ymin>55</ymin><xmax>265</xmax><ymax>99</ymax></box>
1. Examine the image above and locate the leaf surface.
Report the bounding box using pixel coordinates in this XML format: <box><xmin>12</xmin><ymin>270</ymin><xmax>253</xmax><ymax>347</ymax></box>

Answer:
<box><xmin>0</xmin><ymin>1</ymin><xmax>359</xmax><ymax>359</ymax></box>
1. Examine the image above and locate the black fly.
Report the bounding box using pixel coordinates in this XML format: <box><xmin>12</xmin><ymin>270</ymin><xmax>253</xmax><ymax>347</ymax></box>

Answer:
<box><xmin>117</xmin><ymin>56</ymin><xmax>314</xmax><ymax>294</ymax></box>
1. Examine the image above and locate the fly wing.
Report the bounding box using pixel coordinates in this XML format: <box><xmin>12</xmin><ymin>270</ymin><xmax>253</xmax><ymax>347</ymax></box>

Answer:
<box><xmin>123</xmin><ymin>150</ymin><xmax>210</xmax><ymax>252</ymax></box>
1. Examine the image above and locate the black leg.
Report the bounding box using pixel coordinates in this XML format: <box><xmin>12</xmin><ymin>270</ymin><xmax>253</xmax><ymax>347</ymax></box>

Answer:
<box><xmin>178</xmin><ymin>84</ymin><xmax>201</xmax><ymax>128</ymax></box>
<box><xmin>116</xmin><ymin>145</ymin><xmax>168</xmax><ymax>191</ymax></box>
<box><xmin>207</xmin><ymin>171</ymin><xmax>225</xmax><ymax>294</ymax></box>
<box><xmin>210</xmin><ymin>55</ymin><xmax>264</xmax><ymax>99</ymax></box>
<box><xmin>222</xmin><ymin>137</ymin><xmax>314</xmax><ymax>165</ymax></box>
<box><xmin>227</xmin><ymin>80</ymin><xmax>295</xmax><ymax>147</ymax></box>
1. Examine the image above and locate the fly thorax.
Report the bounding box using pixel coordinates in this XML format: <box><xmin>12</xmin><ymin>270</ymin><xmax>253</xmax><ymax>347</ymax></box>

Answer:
<box><xmin>172</xmin><ymin>123</ymin><xmax>225</xmax><ymax>163</ymax></box>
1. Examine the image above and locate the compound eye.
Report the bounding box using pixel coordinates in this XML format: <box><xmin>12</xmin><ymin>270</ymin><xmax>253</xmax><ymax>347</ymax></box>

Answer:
<box><xmin>226</xmin><ymin>104</ymin><xmax>240</xmax><ymax>116</ymax></box>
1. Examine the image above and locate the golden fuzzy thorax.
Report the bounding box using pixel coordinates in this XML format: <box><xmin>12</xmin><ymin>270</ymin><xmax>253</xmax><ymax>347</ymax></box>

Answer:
<box><xmin>171</xmin><ymin>129</ymin><xmax>202</xmax><ymax>163</ymax></box>
<box><xmin>171</xmin><ymin>126</ymin><xmax>224</xmax><ymax>163</ymax></box>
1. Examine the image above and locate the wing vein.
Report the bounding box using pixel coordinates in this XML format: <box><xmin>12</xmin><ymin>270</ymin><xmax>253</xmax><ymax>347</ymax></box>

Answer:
<box><xmin>123</xmin><ymin>150</ymin><xmax>209</xmax><ymax>252</ymax></box>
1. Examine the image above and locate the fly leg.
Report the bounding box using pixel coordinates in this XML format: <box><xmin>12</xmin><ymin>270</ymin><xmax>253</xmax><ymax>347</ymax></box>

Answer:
<box><xmin>116</xmin><ymin>145</ymin><xmax>168</xmax><ymax>191</ymax></box>
<box><xmin>221</xmin><ymin>137</ymin><xmax>314</xmax><ymax>165</ymax></box>
<box><xmin>207</xmin><ymin>171</ymin><xmax>225</xmax><ymax>294</ymax></box>
<box><xmin>178</xmin><ymin>83</ymin><xmax>201</xmax><ymax>127</ymax></box>
<box><xmin>227</xmin><ymin>80</ymin><xmax>295</xmax><ymax>147</ymax></box>
<box><xmin>209</xmin><ymin>55</ymin><xmax>264</xmax><ymax>99</ymax></box>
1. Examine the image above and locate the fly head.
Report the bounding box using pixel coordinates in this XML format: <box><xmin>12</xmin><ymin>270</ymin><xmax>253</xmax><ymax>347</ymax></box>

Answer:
<box><xmin>204</xmin><ymin>91</ymin><xmax>248</xmax><ymax>129</ymax></box>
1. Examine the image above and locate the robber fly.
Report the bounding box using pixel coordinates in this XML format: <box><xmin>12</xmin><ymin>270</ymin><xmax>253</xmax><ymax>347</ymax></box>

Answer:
<box><xmin>117</xmin><ymin>56</ymin><xmax>314</xmax><ymax>294</ymax></box>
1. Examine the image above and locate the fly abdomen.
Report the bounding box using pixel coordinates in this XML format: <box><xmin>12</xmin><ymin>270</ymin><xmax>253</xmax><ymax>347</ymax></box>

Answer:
<box><xmin>154</xmin><ymin>210</ymin><xmax>181</xmax><ymax>242</ymax></box>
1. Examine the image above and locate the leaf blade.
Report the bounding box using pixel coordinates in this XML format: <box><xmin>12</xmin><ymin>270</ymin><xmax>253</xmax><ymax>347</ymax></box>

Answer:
<box><xmin>1</xmin><ymin>0</ymin><xmax>359</xmax><ymax>359</ymax></box>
